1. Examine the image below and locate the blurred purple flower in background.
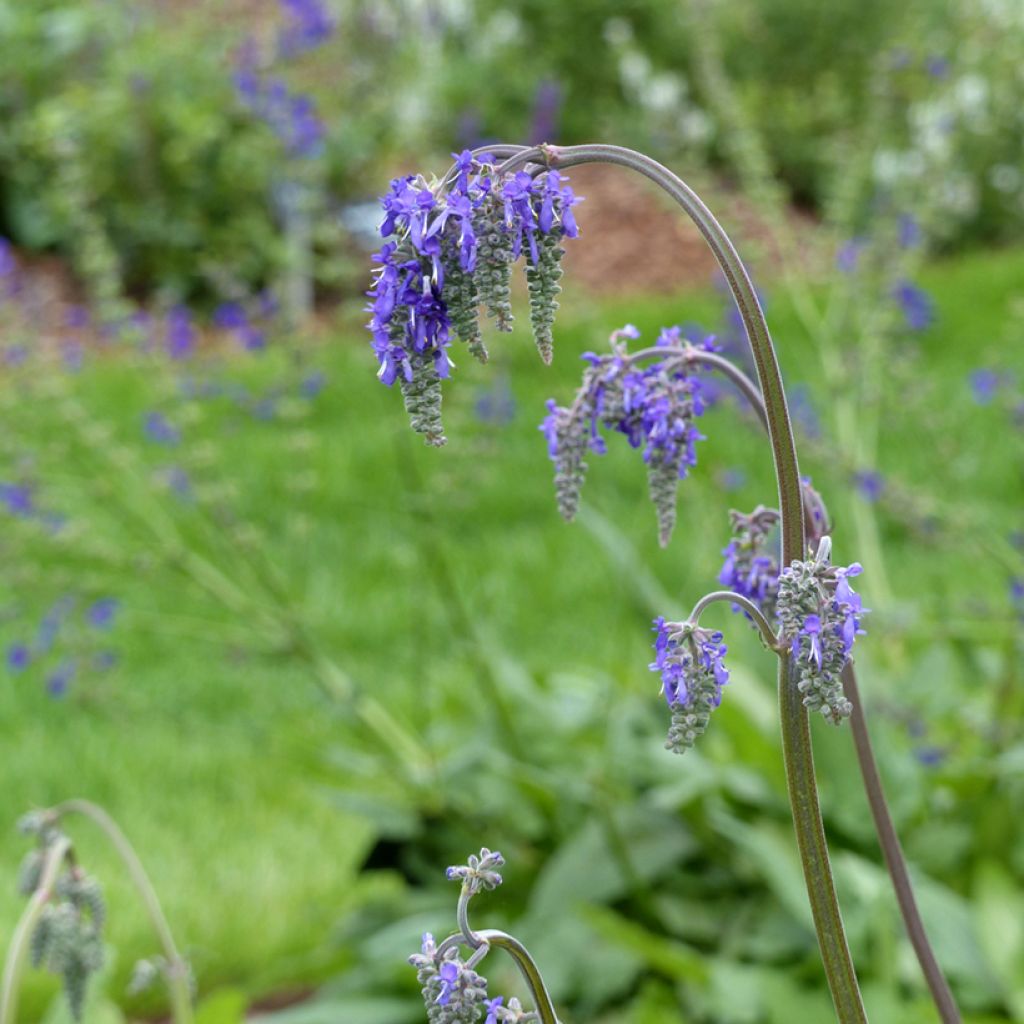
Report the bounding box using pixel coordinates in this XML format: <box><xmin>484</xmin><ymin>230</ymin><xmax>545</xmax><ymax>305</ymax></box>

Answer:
<box><xmin>277</xmin><ymin>0</ymin><xmax>335</xmax><ymax>58</ymax></box>
<box><xmin>86</xmin><ymin>598</ymin><xmax>119</xmax><ymax>630</ymax></box>
<box><xmin>853</xmin><ymin>470</ymin><xmax>885</xmax><ymax>502</ymax></box>
<box><xmin>300</xmin><ymin>371</ymin><xmax>326</xmax><ymax>399</ymax></box>
<box><xmin>836</xmin><ymin>238</ymin><xmax>864</xmax><ymax>273</ymax></box>
<box><xmin>969</xmin><ymin>368</ymin><xmax>1000</xmax><ymax>405</ymax></box>
<box><xmin>144</xmin><ymin>411</ymin><xmax>181</xmax><ymax>445</ymax></box>
<box><xmin>898</xmin><ymin>214</ymin><xmax>922</xmax><ymax>249</ymax></box>
<box><xmin>0</xmin><ymin>482</ymin><xmax>33</xmax><ymax>517</ymax></box>
<box><xmin>6</xmin><ymin>644</ymin><xmax>30</xmax><ymax>672</ymax></box>
<box><xmin>474</xmin><ymin>375</ymin><xmax>517</xmax><ymax>426</ymax></box>
<box><xmin>166</xmin><ymin>306</ymin><xmax>196</xmax><ymax>359</ymax></box>
<box><xmin>46</xmin><ymin>660</ymin><xmax>75</xmax><ymax>698</ymax></box>
<box><xmin>528</xmin><ymin>79</ymin><xmax>563</xmax><ymax>145</ymax></box>
<box><xmin>892</xmin><ymin>279</ymin><xmax>934</xmax><ymax>331</ymax></box>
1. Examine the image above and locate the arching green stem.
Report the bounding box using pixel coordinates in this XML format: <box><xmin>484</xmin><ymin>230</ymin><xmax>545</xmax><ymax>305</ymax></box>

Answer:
<box><xmin>842</xmin><ymin>666</ymin><xmax>961</xmax><ymax>1022</ymax></box>
<box><xmin>494</xmin><ymin>143</ymin><xmax>865</xmax><ymax>1020</ymax></box>
<box><xmin>688</xmin><ymin>589</ymin><xmax>781</xmax><ymax>651</ymax></box>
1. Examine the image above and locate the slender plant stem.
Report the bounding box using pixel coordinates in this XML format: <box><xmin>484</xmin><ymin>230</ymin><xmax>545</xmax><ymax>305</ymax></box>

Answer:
<box><xmin>842</xmin><ymin>665</ymin><xmax>961</xmax><ymax>1022</ymax></box>
<box><xmin>475</xmin><ymin>930</ymin><xmax>560</xmax><ymax>1024</ymax></box>
<box><xmin>436</xmin><ymin>886</ymin><xmax>560</xmax><ymax>1022</ymax></box>
<box><xmin>624</xmin><ymin>344</ymin><xmax>770</xmax><ymax>432</ymax></box>
<box><xmin>688</xmin><ymin>590</ymin><xmax>780</xmax><ymax>650</ymax></box>
<box><xmin>51</xmin><ymin>801</ymin><xmax>193</xmax><ymax>1024</ymax></box>
<box><xmin>494</xmin><ymin>142</ymin><xmax>864</xmax><ymax>1020</ymax></box>
<box><xmin>0</xmin><ymin>837</ymin><xmax>73</xmax><ymax>1024</ymax></box>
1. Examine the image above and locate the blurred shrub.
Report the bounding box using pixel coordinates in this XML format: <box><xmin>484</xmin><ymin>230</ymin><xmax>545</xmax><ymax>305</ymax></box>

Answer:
<box><xmin>0</xmin><ymin>2</ymin><xmax>287</xmax><ymax>302</ymax></box>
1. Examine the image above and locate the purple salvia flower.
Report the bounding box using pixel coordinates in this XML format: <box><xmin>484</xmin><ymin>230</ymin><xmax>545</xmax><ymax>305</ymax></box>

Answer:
<box><xmin>528</xmin><ymin>78</ymin><xmax>563</xmax><ymax>145</ymax></box>
<box><xmin>778</xmin><ymin>546</ymin><xmax>868</xmax><ymax>723</ymax></box>
<box><xmin>7</xmin><ymin>644</ymin><xmax>30</xmax><ymax>672</ymax></box>
<box><xmin>144</xmin><ymin>412</ymin><xmax>180</xmax><ymax>445</ymax></box>
<box><xmin>165</xmin><ymin>306</ymin><xmax>196</xmax><ymax>360</ymax></box>
<box><xmin>0</xmin><ymin>482</ymin><xmax>33</xmax><ymax>517</ymax></box>
<box><xmin>46</xmin><ymin>660</ymin><xmax>75</xmax><ymax>698</ymax></box>
<box><xmin>898</xmin><ymin>213</ymin><xmax>922</xmax><ymax>249</ymax></box>
<box><xmin>86</xmin><ymin>598</ymin><xmax>119</xmax><ymax>630</ymax></box>
<box><xmin>969</xmin><ymin>368</ymin><xmax>1001</xmax><ymax>405</ymax></box>
<box><xmin>485</xmin><ymin>996</ymin><xmax>504</xmax><ymax>1024</ymax></box>
<box><xmin>651</xmin><ymin>618</ymin><xmax>729</xmax><ymax>752</ymax></box>
<box><xmin>278</xmin><ymin>0</ymin><xmax>335</xmax><ymax>57</ymax></box>
<box><xmin>836</xmin><ymin>239</ymin><xmax>864</xmax><ymax>273</ymax></box>
<box><xmin>892</xmin><ymin>279</ymin><xmax>934</xmax><ymax>331</ymax></box>
<box><xmin>853</xmin><ymin>470</ymin><xmax>885</xmax><ymax>502</ymax></box>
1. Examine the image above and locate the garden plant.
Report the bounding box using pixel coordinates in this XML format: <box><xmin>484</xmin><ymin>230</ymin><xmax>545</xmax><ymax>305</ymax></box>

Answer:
<box><xmin>366</xmin><ymin>143</ymin><xmax>964</xmax><ymax>1022</ymax></box>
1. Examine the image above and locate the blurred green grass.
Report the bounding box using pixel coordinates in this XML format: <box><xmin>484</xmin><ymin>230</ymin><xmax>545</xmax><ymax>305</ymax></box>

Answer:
<box><xmin>1</xmin><ymin>245</ymin><xmax>1022</xmax><ymax>1019</ymax></box>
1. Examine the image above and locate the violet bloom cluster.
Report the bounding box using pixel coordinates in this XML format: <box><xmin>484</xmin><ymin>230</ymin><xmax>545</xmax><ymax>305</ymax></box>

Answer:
<box><xmin>777</xmin><ymin>548</ymin><xmax>868</xmax><ymax>724</ymax></box>
<box><xmin>719</xmin><ymin>505</ymin><xmax>782</xmax><ymax>621</ymax></box>
<box><xmin>409</xmin><ymin>849</ymin><xmax>534</xmax><ymax>1023</ymax></box>
<box><xmin>540</xmin><ymin>326</ymin><xmax>708</xmax><ymax>546</ymax></box>
<box><xmin>409</xmin><ymin>932</ymin><xmax>490</xmax><ymax>1023</ymax></box>
<box><xmin>367</xmin><ymin>153</ymin><xmax>580</xmax><ymax>446</ymax></box>
<box><xmin>650</xmin><ymin>618</ymin><xmax>729</xmax><ymax>753</ymax></box>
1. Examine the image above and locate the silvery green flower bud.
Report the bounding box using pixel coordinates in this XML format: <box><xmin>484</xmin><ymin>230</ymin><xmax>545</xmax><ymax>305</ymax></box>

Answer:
<box><xmin>777</xmin><ymin>543</ymin><xmax>867</xmax><ymax>724</ymax></box>
<box><xmin>400</xmin><ymin>355</ymin><xmax>447</xmax><ymax>447</ymax></box>
<box><xmin>525</xmin><ymin>231</ymin><xmax>564</xmax><ymax>365</ymax></box>
<box><xmin>474</xmin><ymin>196</ymin><xmax>514</xmax><ymax>333</ymax></box>
<box><xmin>442</xmin><ymin>235</ymin><xmax>486</xmax><ymax>363</ymax></box>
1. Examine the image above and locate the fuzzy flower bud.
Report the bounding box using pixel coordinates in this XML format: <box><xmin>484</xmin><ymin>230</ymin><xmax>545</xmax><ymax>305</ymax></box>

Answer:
<box><xmin>409</xmin><ymin>934</ymin><xmax>491</xmax><ymax>1023</ymax></box>
<box><xmin>401</xmin><ymin>355</ymin><xmax>448</xmax><ymax>447</ymax></box>
<box><xmin>475</xmin><ymin>193</ymin><xmax>515</xmax><ymax>334</ymax></box>
<box><xmin>719</xmin><ymin>505</ymin><xmax>782</xmax><ymax>621</ymax></box>
<box><xmin>445</xmin><ymin>848</ymin><xmax>505</xmax><ymax>894</ymax></box>
<box><xmin>777</xmin><ymin>542</ymin><xmax>868</xmax><ymax>724</ymax></box>
<box><xmin>540</xmin><ymin>327</ymin><xmax>707</xmax><ymax>544</ymax></box>
<box><xmin>650</xmin><ymin>618</ymin><xmax>729</xmax><ymax>753</ymax></box>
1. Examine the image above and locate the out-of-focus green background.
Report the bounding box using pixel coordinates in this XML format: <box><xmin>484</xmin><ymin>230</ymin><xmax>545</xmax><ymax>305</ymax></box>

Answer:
<box><xmin>1</xmin><ymin>1</ymin><xmax>1022</xmax><ymax>1021</ymax></box>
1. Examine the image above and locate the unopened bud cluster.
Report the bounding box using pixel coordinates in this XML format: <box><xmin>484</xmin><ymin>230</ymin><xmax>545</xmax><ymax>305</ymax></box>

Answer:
<box><xmin>17</xmin><ymin>816</ymin><xmax>105</xmax><ymax>1022</ymax></box>
<box><xmin>541</xmin><ymin>326</ymin><xmax>708</xmax><ymax>546</ymax></box>
<box><xmin>445</xmin><ymin>847</ymin><xmax>504</xmax><ymax>895</ymax></box>
<box><xmin>366</xmin><ymin>151</ymin><xmax>580</xmax><ymax>445</ymax></box>
<box><xmin>650</xmin><ymin>618</ymin><xmax>729</xmax><ymax>753</ymax></box>
<box><xmin>777</xmin><ymin>544</ymin><xmax>868</xmax><ymax>724</ymax></box>
<box><xmin>719</xmin><ymin>505</ymin><xmax>782</xmax><ymax>621</ymax></box>
<box><xmin>410</xmin><ymin>850</ymin><xmax>543</xmax><ymax>1023</ymax></box>
<box><xmin>410</xmin><ymin>932</ymin><xmax>491</xmax><ymax>1023</ymax></box>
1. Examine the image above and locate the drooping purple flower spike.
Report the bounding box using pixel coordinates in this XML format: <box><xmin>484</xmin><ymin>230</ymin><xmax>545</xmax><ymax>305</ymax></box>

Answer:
<box><xmin>367</xmin><ymin>153</ymin><xmax>582</xmax><ymax>442</ymax></box>
<box><xmin>650</xmin><ymin>617</ymin><xmax>729</xmax><ymax>753</ymax></box>
<box><xmin>777</xmin><ymin>542</ymin><xmax>868</xmax><ymax>724</ymax></box>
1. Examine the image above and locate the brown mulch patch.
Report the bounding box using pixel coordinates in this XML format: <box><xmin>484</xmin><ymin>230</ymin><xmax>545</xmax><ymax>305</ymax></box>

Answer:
<box><xmin>560</xmin><ymin>162</ymin><xmax>828</xmax><ymax>296</ymax></box>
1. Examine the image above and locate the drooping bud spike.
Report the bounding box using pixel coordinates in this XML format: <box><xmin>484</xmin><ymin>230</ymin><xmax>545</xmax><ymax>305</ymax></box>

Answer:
<box><xmin>400</xmin><ymin>356</ymin><xmax>447</xmax><ymax>447</ymax></box>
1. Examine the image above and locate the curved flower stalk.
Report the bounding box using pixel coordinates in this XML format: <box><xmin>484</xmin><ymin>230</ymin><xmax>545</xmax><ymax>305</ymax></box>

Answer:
<box><xmin>409</xmin><ymin>849</ymin><xmax>559</xmax><ymax>1024</ymax></box>
<box><xmin>1</xmin><ymin>801</ymin><xmax>192</xmax><ymax>1024</ymax></box>
<box><xmin>369</xmin><ymin>143</ymin><xmax>958</xmax><ymax>1022</ymax></box>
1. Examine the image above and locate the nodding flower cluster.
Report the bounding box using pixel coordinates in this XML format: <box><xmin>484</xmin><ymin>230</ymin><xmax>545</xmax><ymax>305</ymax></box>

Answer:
<box><xmin>777</xmin><ymin>544</ymin><xmax>868</xmax><ymax>724</ymax></box>
<box><xmin>367</xmin><ymin>152</ymin><xmax>580</xmax><ymax>446</ymax></box>
<box><xmin>719</xmin><ymin>479</ymin><xmax>831</xmax><ymax>627</ymax></box>
<box><xmin>719</xmin><ymin>505</ymin><xmax>782</xmax><ymax>620</ymax></box>
<box><xmin>410</xmin><ymin>850</ymin><xmax>541</xmax><ymax>1024</ymax></box>
<box><xmin>540</xmin><ymin>326</ymin><xmax>709</xmax><ymax>546</ymax></box>
<box><xmin>17</xmin><ymin>815</ymin><xmax>106</xmax><ymax>1022</ymax></box>
<box><xmin>410</xmin><ymin>932</ymin><xmax>491</xmax><ymax>1024</ymax></box>
<box><xmin>650</xmin><ymin>619</ymin><xmax>729</xmax><ymax>753</ymax></box>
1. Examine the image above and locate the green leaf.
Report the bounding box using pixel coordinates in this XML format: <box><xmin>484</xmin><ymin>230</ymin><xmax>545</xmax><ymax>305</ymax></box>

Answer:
<box><xmin>195</xmin><ymin>988</ymin><xmax>248</xmax><ymax>1024</ymax></box>
<box><xmin>974</xmin><ymin>859</ymin><xmax>1024</xmax><ymax>1019</ymax></box>
<box><xmin>581</xmin><ymin>904</ymin><xmax>709</xmax><ymax>983</ymax></box>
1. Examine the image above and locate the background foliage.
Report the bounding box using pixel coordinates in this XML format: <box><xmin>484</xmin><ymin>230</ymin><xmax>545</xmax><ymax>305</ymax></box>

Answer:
<box><xmin>1</xmin><ymin>0</ymin><xmax>1023</xmax><ymax>1022</ymax></box>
